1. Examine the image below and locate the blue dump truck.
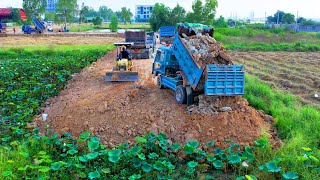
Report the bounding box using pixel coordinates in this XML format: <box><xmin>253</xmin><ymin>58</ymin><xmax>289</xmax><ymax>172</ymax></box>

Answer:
<box><xmin>152</xmin><ymin>23</ymin><xmax>245</xmax><ymax>105</ymax></box>
<box><xmin>159</xmin><ymin>26</ymin><xmax>175</xmax><ymax>44</ymax></box>
<box><xmin>22</xmin><ymin>17</ymin><xmax>45</xmax><ymax>34</ymax></box>
<box><xmin>125</xmin><ymin>31</ymin><xmax>152</xmax><ymax>59</ymax></box>
<box><xmin>146</xmin><ymin>31</ymin><xmax>156</xmax><ymax>52</ymax></box>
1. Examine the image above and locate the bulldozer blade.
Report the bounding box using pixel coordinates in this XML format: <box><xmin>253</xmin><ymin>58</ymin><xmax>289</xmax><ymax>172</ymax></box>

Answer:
<box><xmin>105</xmin><ymin>71</ymin><xmax>139</xmax><ymax>82</ymax></box>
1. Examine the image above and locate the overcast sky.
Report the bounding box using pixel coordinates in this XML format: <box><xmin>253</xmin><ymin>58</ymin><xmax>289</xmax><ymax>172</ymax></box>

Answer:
<box><xmin>1</xmin><ymin>0</ymin><xmax>319</xmax><ymax>19</ymax></box>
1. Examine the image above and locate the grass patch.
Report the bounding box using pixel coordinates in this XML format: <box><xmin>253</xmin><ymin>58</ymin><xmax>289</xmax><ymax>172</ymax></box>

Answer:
<box><xmin>224</xmin><ymin>42</ymin><xmax>320</xmax><ymax>51</ymax></box>
<box><xmin>68</xmin><ymin>23</ymin><xmax>151</xmax><ymax>32</ymax></box>
<box><xmin>214</xmin><ymin>27</ymin><xmax>320</xmax><ymax>51</ymax></box>
<box><xmin>245</xmin><ymin>74</ymin><xmax>320</xmax><ymax>179</ymax></box>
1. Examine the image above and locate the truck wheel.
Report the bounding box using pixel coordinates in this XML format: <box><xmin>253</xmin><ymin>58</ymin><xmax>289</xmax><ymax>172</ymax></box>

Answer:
<box><xmin>157</xmin><ymin>75</ymin><xmax>164</xmax><ymax>89</ymax></box>
<box><xmin>175</xmin><ymin>85</ymin><xmax>187</xmax><ymax>104</ymax></box>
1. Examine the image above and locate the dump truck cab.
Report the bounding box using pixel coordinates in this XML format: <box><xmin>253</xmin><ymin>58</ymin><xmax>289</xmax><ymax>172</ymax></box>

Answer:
<box><xmin>153</xmin><ymin>46</ymin><xmax>180</xmax><ymax>77</ymax></box>
<box><xmin>152</xmin><ymin>46</ymin><xmax>188</xmax><ymax>103</ymax></box>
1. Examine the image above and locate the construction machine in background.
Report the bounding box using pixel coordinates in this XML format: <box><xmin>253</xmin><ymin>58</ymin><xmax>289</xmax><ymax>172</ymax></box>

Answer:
<box><xmin>159</xmin><ymin>26</ymin><xmax>175</xmax><ymax>44</ymax></box>
<box><xmin>22</xmin><ymin>18</ymin><xmax>45</xmax><ymax>34</ymax></box>
<box><xmin>125</xmin><ymin>31</ymin><xmax>152</xmax><ymax>59</ymax></box>
<box><xmin>105</xmin><ymin>42</ymin><xmax>139</xmax><ymax>82</ymax></box>
<box><xmin>146</xmin><ymin>31</ymin><xmax>156</xmax><ymax>52</ymax></box>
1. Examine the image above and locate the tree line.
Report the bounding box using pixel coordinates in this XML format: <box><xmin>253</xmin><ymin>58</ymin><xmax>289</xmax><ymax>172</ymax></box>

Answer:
<box><xmin>267</xmin><ymin>10</ymin><xmax>319</xmax><ymax>25</ymax></box>
<box><xmin>20</xmin><ymin>0</ymin><xmax>133</xmax><ymax>26</ymax></box>
<box><xmin>149</xmin><ymin>0</ymin><xmax>218</xmax><ymax>31</ymax></box>
<box><xmin>78</xmin><ymin>3</ymin><xmax>133</xmax><ymax>25</ymax></box>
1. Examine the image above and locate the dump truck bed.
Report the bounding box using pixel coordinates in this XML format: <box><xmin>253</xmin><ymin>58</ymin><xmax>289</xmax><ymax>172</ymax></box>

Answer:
<box><xmin>172</xmin><ymin>33</ymin><xmax>204</xmax><ymax>90</ymax></box>
<box><xmin>172</xmin><ymin>31</ymin><xmax>244</xmax><ymax>96</ymax></box>
<box><xmin>32</xmin><ymin>18</ymin><xmax>45</xmax><ymax>32</ymax></box>
<box><xmin>125</xmin><ymin>31</ymin><xmax>146</xmax><ymax>48</ymax></box>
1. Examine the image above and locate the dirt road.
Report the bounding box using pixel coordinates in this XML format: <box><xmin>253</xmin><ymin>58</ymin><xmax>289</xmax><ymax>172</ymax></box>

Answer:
<box><xmin>35</xmin><ymin>50</ymin><xmax>274</xmax><ymax>148</ymax></box>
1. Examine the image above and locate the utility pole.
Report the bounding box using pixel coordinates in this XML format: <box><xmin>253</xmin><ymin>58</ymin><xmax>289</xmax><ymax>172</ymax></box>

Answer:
<box><xmin>265</xmin><ymin>12</ymin><xmax>267</xmax><ymax>27</ymax></box>
<box><xmin>296</xmin><ymin>11</ymin><xmax>299</xmax><ymax>32</ymax></box>
<box><xmin>277</xmin><ymin>11</ymin><xmax>280</xmax><ymax>25</ymax></box>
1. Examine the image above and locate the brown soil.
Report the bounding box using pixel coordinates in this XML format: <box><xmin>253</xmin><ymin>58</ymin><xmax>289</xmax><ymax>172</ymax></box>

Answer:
<box><xmin>34</xmin><ymin>49</ymin><xmax>274</xmax><ymax>148</ymax></box>
<box><xmin>0</xmin><ymin>36</ymin><xmax>121</xmax><ymax>46</ymax></box>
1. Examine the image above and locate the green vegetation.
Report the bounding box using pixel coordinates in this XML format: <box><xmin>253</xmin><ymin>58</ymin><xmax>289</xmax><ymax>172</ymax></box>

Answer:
<box><xmin>149</xmin><ymin>0</ymin><xmax>218</xmax><ymax>31</ymax></box>
<box><xmin>0</xmin><ymin>45</ymin><xmax>113</xmax><ymax>125</ymax></box>
<box><xmin>22</xmin><ymin>0</ymin><xmax>47</xmax><ymax>19</ymax></box>
<box><xmin>214</xmin><ymin>27</ymin><xmax>320</xmax><ymax>51</ymax></box>
<box><xmin>267</xmin><ymin>11</ymin><xmax>295</xmax><ymax>24</ymax></box>
<box><xmin>120</xmin><ymin>7</ymin><xmax>133</xmax><ymax>24</ymax></box>
<box><xmin>244</xmin><ymin>75</ymin><xmax>320</xmax><ymax>179</ymax></box>
<box><xmin>149</xmin><ymin>3</ymin><xmax>186</xmax><ymax>31</ymax></box>
<box><xmin>68</xmin><ymin>23</ymin><xmax>150</xmax><ymax>32</ymax></box>
<box><xmin>185</xmin><ymin>0</ymin><xmax>218</xmax><ymax>25</ymax></box>
<box><xmin>109</xmin><ymin>16</ymin><xmax>119</xmax><ymax>32</ymax></box>
<box><xmin>55</xmin><ymin>0</ymin><xmax>77</xmax><ymax>25</ymax></box>
<box><xmin>1</xmin><ymin>46</ymin><xmax>319</xmax><ymax>179</ymax></box>
<box><xmin>92</xmin><ymin>17</ymin><xmax>103</xmax><ymax>26</ymax></box>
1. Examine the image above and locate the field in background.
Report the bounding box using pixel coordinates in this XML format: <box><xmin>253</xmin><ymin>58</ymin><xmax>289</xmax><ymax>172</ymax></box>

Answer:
<box><xmin>0</xmin><ymin>36</ymin><xmax>122</xmax><ymax>46</ymax></box>
<box><xmin>215</xmin><ymin>27</ymin><xmax>320</xmax><ymax>51</ymax></box>
<box><xmin>232</xmin><ymin>51</ymin><xmax>320</xmax><ymax>108</ymax></box>
<box><xmin>68</xmin><ymin>22</ymin><xmax>151</xmax><ymax>32</ymax></box>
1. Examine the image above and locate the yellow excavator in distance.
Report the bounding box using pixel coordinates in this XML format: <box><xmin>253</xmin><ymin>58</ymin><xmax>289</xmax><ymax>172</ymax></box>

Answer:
<box><xmin>105</xmin><ymin>42</ymin><xmax>139</xmax><ymax>82</ymax></box>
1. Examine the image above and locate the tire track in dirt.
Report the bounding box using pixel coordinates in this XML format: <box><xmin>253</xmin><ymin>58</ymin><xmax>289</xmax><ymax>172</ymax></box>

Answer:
<box><xmin>34</xmin><ymin>49</ymin><xmax>273</xmax><ymax>148</ymax></box>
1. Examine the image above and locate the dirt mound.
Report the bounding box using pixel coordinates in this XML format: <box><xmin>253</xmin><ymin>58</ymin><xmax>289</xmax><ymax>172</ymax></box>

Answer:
<box><xmin>34</xmin><ymin>50</ymin><xmax>275</xmax><ymax>148</ymax></box>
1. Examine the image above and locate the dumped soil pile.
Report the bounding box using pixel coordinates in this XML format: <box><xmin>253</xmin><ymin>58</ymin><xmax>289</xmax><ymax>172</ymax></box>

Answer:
<box><xmin>181</xmin><ymin>33</ymin><xmax>233</xmax><ymax>66</ymax></box>
<box><xmin>34</xmin><ymin>50</ymin><xmax>276</xmax><ymax>149</ymax></box>
<box><xmin>188</xmin><ymin>96</ymin><xmax>248</xmax><ymax>114</ymax></box>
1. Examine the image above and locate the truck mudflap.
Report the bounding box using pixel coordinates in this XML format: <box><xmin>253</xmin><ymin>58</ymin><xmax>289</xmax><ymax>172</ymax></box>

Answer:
<box><xmin>205</xmin><ymin>65</ymin><xmax>245</xmax><ymax>96</ymax></box>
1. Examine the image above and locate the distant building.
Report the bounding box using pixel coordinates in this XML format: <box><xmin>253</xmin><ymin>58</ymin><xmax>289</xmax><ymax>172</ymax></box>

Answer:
<box><xmin>46</xmin><ymin>0</ymin><xmax>58</xmax><ymax>12</ymax></box>
<box><xmin>135</xmin><ymin>5</ymin><xmax>154</xmax><ymax>22</ymax></box>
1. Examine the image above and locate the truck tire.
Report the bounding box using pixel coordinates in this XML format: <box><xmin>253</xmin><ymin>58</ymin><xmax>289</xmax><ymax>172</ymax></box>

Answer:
<box><xmin>157</xmin><ymin>75</ymin><xmax>164</xmax><ymax>89</ymax></box>
<box><xmin>175</xmin><ymin>85</ymin><xmax>187</xmax><ymax>104</ymax></box>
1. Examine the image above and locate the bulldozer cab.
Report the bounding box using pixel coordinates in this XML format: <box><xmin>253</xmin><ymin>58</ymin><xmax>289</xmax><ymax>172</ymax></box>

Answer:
<box><xmin>105</xmin><ymin>42</ymin><xmax>138</xmax><ymax>82</ymax></box>
<box><xmin>114</xmin><ymin>42</ymin><xmax>134</xmax><ymax>61</ymax></box>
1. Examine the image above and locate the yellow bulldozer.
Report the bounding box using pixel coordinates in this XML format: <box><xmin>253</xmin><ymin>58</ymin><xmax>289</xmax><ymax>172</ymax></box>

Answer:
<box><xmin>105</xmin><ymin>42</ymin><xmax>139</xmax><ymax>82</ymax></box>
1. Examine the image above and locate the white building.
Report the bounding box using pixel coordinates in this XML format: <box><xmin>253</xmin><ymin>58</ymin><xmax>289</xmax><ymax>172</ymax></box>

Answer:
<box><xmin>136</xmin><ymin>5</ymin><xmax>154</xmax><ymax>22</ymax></box>
<box><xmin>46</xmin><ymin>0</ymin><xmax>58</xmax><ymax>12</ymax></box>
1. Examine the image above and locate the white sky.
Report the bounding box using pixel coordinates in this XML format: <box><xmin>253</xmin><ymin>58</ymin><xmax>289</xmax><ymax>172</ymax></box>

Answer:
<box><xmin>1</xmin><ymin>0</ymin><xmax>320</xmax><ymax>19</ymax></box>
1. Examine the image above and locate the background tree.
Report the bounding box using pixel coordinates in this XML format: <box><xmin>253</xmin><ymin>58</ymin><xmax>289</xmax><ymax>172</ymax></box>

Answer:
<box><xmin>85</xmin><ymin>7</ymin><xmax>98</xmax><ymax>17</ymax></box>
<box><xmin>11</xmin><ymin>8</ymin><xmax>21</xmax><ymax>24</ymax></box>
<box><xmin>109</xmin><ymin>15</ymin><xmax>119</xmax><ymax>32</ymax></box>
<box><xmin>202</xmin><ymin>0</ymin><xmax>218</xmax><ymax>25</ymax></box>
<box><xmin>22</xmin><ymin>0</ymin><xmax>47</xmax><ymax>19</ymax></box>
<box><xmin>45</xmin><ymin>12</ymin><xmax>55</xmax><ymax>21</ymax></box>
<box><xmin>92</xmin><ymin>16</ymin><xmax>102</xmax><ymax>26</ymax></box>
<box><xmin>267</xmin><ymin>10</ymin><xmax>286</xmax><ymax>23</ymax></box>
<box><xmin>55</xmin><ymin>0</ymin><xmax>77</xmax><ymax>28</ymax></box>
<box><xmin>120</xmin><ymin>7</ymin><xmax>133</xmax><ymax>24</ymax></box>
<box><xmin>214</xmin><ymin>16</ymin><xmax>228</xmax><ymax>28</ymax></box>
<box><xmin>186</xmin><ymin>0</ymin><xmax>203</xmax><ymax>23</ymax></box>
<box><xmin>169</xmin><ymin>4</ymin><xmax>186</xmax><ymax>25</ymax></box>
<box><xmin>267</xmin><ymin>16</ymin><xmax>274</xmax><ymax>23</ymax></box>
<box><xmin>99</xmin><ymin>6</ymin><xmax>114</xmax><ymax>21</ymax></box>
<box><xmin>297</xmin><ymin>17</ymin><xmax>306</xmax><ymax>23</ymax></box>
<box><xmin>281</xmin><ymin>13</ymin><xmax>295</xmax><ymax>24</ymax></box>
<box><xmin>149</xmin><ymin>3</ymin><xmax>170</xmax><ymax>31</ymax></box>
<box><xmin>79</xmin><ymin>3</ymin><xmax>89</xmax><ymax>23</ymax></box>
<box><xmin>186</xmin><ymin>0</ymin><xmax>218</xmax><ymax>25</ymax></box>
